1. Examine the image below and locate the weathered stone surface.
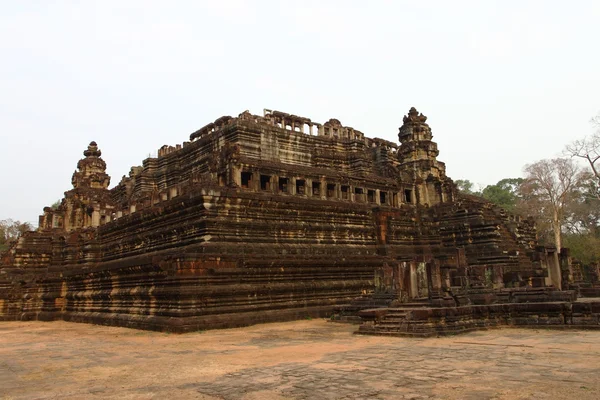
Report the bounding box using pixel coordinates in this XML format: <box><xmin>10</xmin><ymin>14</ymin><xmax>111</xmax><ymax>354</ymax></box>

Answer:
<box><xmin>0</xmin><ymin>108</ymin><xmax>579</xmax><ymax>332</ymax></box>
<box><xmin>357</xmin><ymin>298</ymin><xmax>600</xmax><ymax>338</ymax></box>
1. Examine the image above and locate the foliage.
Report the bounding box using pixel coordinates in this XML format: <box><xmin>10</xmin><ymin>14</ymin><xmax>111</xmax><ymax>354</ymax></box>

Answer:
<box><xmin>454</xmin><ymin>179</ymin><xmax>480</xmax><ymax>195</ymax></box>
<box><xmin>563</xmin><ymin>233</ymin><xmax>600</xmax><ymax>266</ymax></box>
<box><xmin>481</xmin><ymin>178</ymin><xmax>524</xmax><ymax>211</ymax></box>
<box><xmin>0</xmin><ymin>219</ymin><xmax>34</xmax><ymax>251</ymax></box>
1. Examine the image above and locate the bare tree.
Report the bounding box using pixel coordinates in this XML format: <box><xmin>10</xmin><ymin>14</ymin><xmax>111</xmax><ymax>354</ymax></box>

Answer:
<box><xmin>566</xmin><ymin>113</ymin><xmax>600</xmax><ymax>195</ymax></box>
<box><xmin>0</xmin><ymin>219</ymin><xmax>34</xmax><ymax>250</ymax></box>
<box><xmin>521</xmin><ymin>158</ymin><xmax>584</xmax><ymax>250</ymax></box>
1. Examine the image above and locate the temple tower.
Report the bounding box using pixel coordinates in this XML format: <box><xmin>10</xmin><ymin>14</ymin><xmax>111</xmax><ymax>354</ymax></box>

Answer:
<box><xmin>71</xmin><ymin>141</ymin><xmax>110</xmax><ymax>190</ymax></box>
<box><xmin>39</xmin><ymin>142</ymin><xmax>115</xmax><ymax>231</ymax></box>
<box><xmin>397</xmin><ymin>107</ymin><xmax>453</xmax><ymax>206</ymax></box>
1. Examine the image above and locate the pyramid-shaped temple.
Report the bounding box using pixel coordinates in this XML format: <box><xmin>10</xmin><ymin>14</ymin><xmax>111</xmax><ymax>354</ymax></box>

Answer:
<box><xmin>1</xmin><ymin>108</ymin><xmax>598</xmax><ymax>335</ymax></box>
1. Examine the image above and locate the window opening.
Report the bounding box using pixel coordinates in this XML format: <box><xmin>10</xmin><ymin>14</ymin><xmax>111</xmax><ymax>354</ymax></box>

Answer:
<box><xmin>241</xmin><ymin>172</ymin><xmax>252</xmax><ymax>188</ymax></box>
<box><xmin>341</xmin><ymin>185</ymin><xmax>350</xmax><ymax>200</ymax></box>
<box><xmin>260</xmin><ymin>175</ymin><xmax>271</xmax><ymax>191</ymax></box>
<box><xmin>279</xmin><ymin>177</ymin><xmax>289</xmax><ymax>193</ymax></box>
<box><xmin>296</xmin><ymin>179</ymin><xmax>306</xmax><ymax>195</ymax></box>
<box><xmin>327</xmin><ymin>183</ymin><xmax>336</xmax><ymax>198</ymax></box>
<box><xmin>367</xmin><ymin>190</ymin><xmax>376</xmax><ymax>203</ymax></box>
<box><xmin>380</xmin><ymin>191</ymin><xmax>387</xmax><ymax>204</ymax></box>
<box><xmin>312</xmin><ymin>182</ymin><xmax>321</xmax><ymax>196</ymax></box>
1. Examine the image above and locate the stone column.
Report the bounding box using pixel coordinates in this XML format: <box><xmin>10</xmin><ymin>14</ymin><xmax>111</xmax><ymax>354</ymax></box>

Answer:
<box><xmin>410</xmin><ymin>262</ymin><xmax>418</xmax><ymax>299</ymax></box>
<box><xmin>252</xmin><ymin>171</ymin><xmax>260</xmax><ymax>191</ymax></box>
<box><xmin>231</xmin><ymin>165</ymin><xmax>241</xmax><ymax>187</ymax></box>
<box><xmin>91</xmin><ymin>209</ymin><xmax>100</xmax><ymax>227</ymax></box>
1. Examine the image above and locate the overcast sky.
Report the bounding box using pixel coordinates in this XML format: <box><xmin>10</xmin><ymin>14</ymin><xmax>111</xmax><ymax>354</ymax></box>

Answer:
<box><xmin>1</xmin><ymin>1</ymin><xmax>599</xmax><ymax>225</ymax></box>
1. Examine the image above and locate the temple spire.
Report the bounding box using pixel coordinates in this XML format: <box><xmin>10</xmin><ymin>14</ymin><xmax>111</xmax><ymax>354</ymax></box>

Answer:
<box><xmin>71</xmin><ymin>141</ymin><xmax>111</xmax><ymax>190</ymax></box>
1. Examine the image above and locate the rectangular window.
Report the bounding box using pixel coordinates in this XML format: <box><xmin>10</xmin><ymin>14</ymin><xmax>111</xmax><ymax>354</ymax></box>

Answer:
<box><xmin>367</xmin><ymin>190</ymin><xmax>376</xmax><ymax>203</ymax></box>
<box><xmin>341</xmin><ymin>185</ymin><xmax>350</xmax><ymax>200</ymax></box>
<box><xmin>296</xmin><ymin>179</ymin><xmax>306</xmax><ymax>195</ymax></box>
<box><xmin>380</xmin><ymin>191</ymin><xmax>387</xmax><ymax>204</ymax></box>
<box><xmin>355</xmin><ymin>187</ymin><xmax>365</xmax><ymax>202</ymax></box>
<box><xmin>260</xmin><ymin>175</ymin><xmax>271</xmax><ymax>191</ymax></box>
<box><xmin>241</xmin><ymin>172</ymin><xmax>252</xmax><ymax>188</ymax></box>
<box><xmin>404</xmin><ymin>189</ymin><xmax>413</xmax><ymax>203</ymax></box>
<box><xmin>327</xmin><ymin>183</ymin><xmax>336</xmax><ymax>198</ymax></box>
<box><xmin>312</xmin><ymin>182</ymin><xmax>321</xmax><ymax>196</ymax></box>
<box><xmin>279</xmin><ymin>177</ymin><xmax>289</xmax><ymax>193</ymax></box>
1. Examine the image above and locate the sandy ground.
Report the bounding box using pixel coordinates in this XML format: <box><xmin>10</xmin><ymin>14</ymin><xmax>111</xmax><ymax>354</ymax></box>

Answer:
<box><xmin>1</xmin><ymin>320</ymin><xmax>599</xmax><ymax>399</ymax></box>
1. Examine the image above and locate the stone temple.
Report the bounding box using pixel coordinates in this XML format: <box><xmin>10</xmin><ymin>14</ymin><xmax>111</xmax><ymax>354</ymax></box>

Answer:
<box><xmin>1</xmin><ymin>108</ymin><xmax>598</xmax><ymax>335</ymax></box>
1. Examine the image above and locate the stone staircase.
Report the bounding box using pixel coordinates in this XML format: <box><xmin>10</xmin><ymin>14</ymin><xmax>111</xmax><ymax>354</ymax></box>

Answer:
<box><xmin>331</xmin><ymin>293</ymin><xmax>397</xmax><ymax>322</ymax></box>
<box><xmin>359</xmin><ymin>308</ymin><xmax>409</xmax><ymax>334</ymax></box>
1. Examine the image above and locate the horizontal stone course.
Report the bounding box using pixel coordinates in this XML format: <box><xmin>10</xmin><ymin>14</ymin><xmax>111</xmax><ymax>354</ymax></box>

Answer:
<box><xmin>357</xmin><ymin>299</ymin><xmax>600</xmax><ymax>337</ymax></box>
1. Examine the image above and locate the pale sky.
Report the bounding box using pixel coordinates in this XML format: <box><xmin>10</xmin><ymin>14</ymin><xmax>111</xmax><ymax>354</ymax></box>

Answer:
<box><xmin>1</xmin><ymin>1</ymin><xmax>599</xmax><ymax>226</ymax></box>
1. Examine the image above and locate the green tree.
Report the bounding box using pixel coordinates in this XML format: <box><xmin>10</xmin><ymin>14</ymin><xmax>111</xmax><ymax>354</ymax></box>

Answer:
<box><xmin>455</xmin><ymin>179</ymin><xmax>480</xmax><ymax>195</ymax></box>
<box><xmin>563</xmin><ymin>233</ymin><xmax>600</xmax><ymax>266</ymax></box>
<box><xmin>481</xmin><ymin>178</ymin><xmax>524</xmax><ymax>211</ymax></box>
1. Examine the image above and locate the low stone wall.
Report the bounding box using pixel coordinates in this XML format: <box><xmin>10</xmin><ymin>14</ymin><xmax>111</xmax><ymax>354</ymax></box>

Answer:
<box><xmin>357</xmin><ymin>300</ymin><xmax>600</xmax><ymax>337</ymax></box>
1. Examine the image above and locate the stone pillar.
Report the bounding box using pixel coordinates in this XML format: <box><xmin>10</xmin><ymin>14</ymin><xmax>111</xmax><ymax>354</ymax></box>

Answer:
<box><xmin>252</xmin><ymin>171</ymin><xmax>260</xmax><ymax>191</ymax></box>
<box><xmin>91</xmin><ymin>209</ymin><xmax>100</xmax><ymax>227</ymax></box>
<box><xmin>430</xmin><ymin>261</ymin><xmax>442</xmax><ymax>291</ymax></box>
<box><xmin>410</xmin><ymin>262</ymin><xmax>418</xmax><ymax>299</ymax></box>
<box><xmin>231</xmin><ymin>165</ymin><xmax>241</xmax><ymax>187</ymax></box>
<box><xmin>398</xmin><ymin>262</ymin><xmax>410</xmax><ymax>302</ymax></box>
<box><xmin>560</xmin><ymin>248</ymin><xmax>573</xmax><ymax>285</ymax></box>
<box><xmin>442</xmin><ymin>268</ymin><xmax>451</xmax><ymax>290</ymax></box>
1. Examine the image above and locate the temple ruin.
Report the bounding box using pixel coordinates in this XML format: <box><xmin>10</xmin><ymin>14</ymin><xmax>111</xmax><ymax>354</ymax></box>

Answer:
<box><xmin>1</xmin><ymin>107</ymin><xmax>599</xmax><ymax>334</ymax></box>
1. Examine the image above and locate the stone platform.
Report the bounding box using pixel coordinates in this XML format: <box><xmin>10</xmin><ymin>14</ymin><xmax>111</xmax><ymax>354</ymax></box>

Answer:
<box><xmin>357</xmin><ymin>298</ymin><xmax>600</xmax><ymax>338</ymax></box>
